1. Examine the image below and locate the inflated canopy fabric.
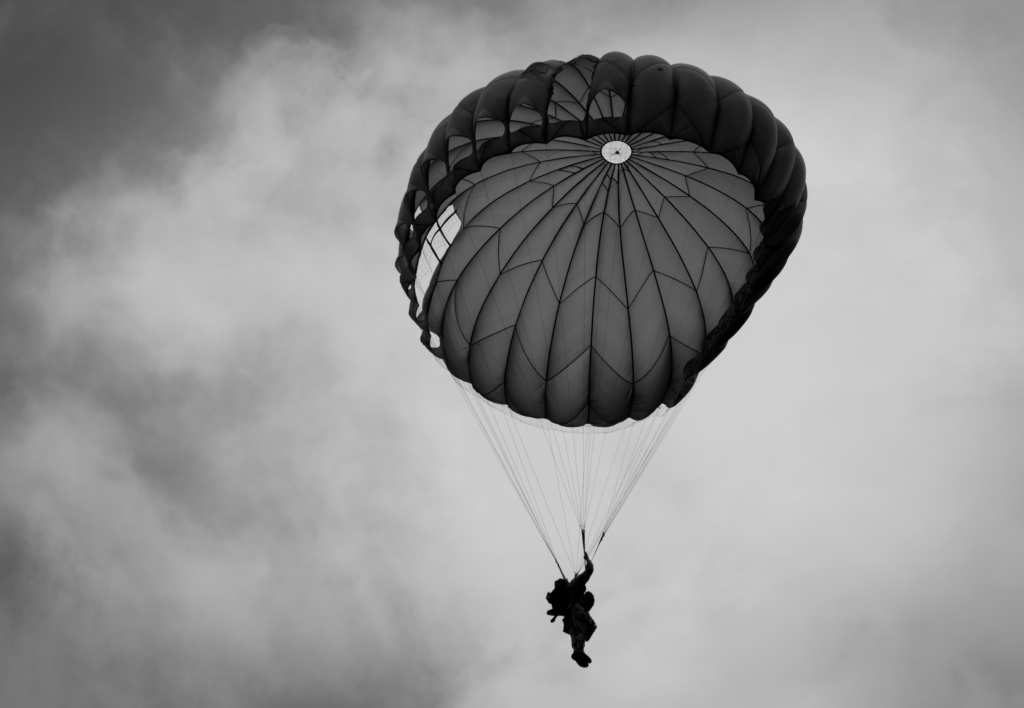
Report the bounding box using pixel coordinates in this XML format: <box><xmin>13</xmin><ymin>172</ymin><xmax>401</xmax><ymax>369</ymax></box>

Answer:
<box><xmin>395</xmin><ymin>52</ymin><xmax>807</xmax><ymax>427</ymax></box>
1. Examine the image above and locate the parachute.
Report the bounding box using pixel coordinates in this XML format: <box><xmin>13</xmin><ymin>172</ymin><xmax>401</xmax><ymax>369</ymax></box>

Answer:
<box><xmin>394</xmin><ymin>53</ymin><xmax>806</xmax><ymax>576</ymax></box>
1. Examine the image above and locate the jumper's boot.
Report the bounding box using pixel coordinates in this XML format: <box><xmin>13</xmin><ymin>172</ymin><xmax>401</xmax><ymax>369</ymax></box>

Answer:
<box><xmin>572</xmin><ymin>637</ymin><xmax>591</xmax><ymax>667</ymax></box>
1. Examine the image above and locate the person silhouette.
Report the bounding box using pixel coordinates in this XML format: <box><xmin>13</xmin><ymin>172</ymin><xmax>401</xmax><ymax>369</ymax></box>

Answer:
<box><xmin>546</xmin><ymin>551</ymin><xmax>597</xmax><ymax>667</ymax></box>
<box><xmin>565</xmin><ymin>590</ymin><xmax>597</xmax><ymax>667</ymax></box>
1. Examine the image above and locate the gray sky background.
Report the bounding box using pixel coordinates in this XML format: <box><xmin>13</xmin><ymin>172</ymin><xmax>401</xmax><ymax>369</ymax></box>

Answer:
<box><xmin>1</xmin><ymin>1</ymin><xmax>1023</xmax><ymax>706</ymax></box>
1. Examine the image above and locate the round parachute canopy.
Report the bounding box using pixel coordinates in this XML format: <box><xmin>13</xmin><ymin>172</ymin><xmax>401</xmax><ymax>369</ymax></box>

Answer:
<box><xmin>395</xmin><ymin>52</ymin><xmax>806</xmax><ymax>428</ymax></box>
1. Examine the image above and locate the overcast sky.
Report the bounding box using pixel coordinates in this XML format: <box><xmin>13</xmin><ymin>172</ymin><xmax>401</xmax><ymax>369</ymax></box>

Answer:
<box><xmin>1</xmin><ymin>1</ymin><xmax>1023</xmax><ymax>706</ymax></box>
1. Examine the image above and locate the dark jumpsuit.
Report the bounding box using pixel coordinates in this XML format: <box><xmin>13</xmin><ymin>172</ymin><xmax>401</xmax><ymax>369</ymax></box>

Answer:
<box><xmin>561</xmin><ymin>558</ymin><xmax>597</xmax><ymax>656</ymax></box>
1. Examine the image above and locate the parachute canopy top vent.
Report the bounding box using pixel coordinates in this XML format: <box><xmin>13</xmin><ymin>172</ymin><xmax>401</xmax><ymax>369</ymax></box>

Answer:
<box><xmin>600</xmin><ymin>140</ymin><xmax>631</xmax><ymax>164</ymax></box>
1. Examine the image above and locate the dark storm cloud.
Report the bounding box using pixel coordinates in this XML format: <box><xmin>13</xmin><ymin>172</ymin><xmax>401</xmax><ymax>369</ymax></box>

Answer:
<box><xmin>0</xmin><ymin>0</ymin><xmax>354</xmax><ymax>433</ymax></box>
<box><xmin>0</xmin><ymin>0</ymin><xmax>354</xmax><ymax>215</ymax></box>
<box><xmin>0</xmin><ymin>510</ymin><xmax>48</xmax><ymax>627</ymax></box>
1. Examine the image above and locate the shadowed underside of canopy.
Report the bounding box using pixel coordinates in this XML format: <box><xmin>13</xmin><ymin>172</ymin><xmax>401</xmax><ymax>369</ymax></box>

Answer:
<box><xmin>422</xmin><ymin>133</ymin><xmax>764</xmax><ymax>427</ymax></box>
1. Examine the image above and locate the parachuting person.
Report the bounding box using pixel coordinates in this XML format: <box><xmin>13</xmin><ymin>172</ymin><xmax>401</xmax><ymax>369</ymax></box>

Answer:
<box><xmin>547</xmin><ymin>551</ymin><xmax>597</xmax><ymax>666</ymax></box>
<box><xmin>565</xmin><ymin>552</ymin><xmax>597</xmax><ymax>664</ymax></box>
<box><xmin>394</xmin><ymin>52</ymin><xmax>806</xmax><ymax>661</ymax></box>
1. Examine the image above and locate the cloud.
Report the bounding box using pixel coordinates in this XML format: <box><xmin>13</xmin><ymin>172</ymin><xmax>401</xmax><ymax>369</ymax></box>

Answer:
<box><xmin>1</xmin><ymin>1</ymin><xmax>1022</xmax><ymax>706</ymax></box>
<box><xmin>0</xmin><ymin>0</ymin><xmax>357</xmax><ymax>216</ymax></box>
<box><xmin>0</xmin><ymin>32</ymin><xmax>474</xmax><ymax>708</ymax></box>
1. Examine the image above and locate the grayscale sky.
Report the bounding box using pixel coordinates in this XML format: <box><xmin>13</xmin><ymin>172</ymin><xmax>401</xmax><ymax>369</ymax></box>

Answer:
<box><xmin>2</xmin><ymin>1</ymin><xmax>1022</xmax><ymax>706</ymax></box>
